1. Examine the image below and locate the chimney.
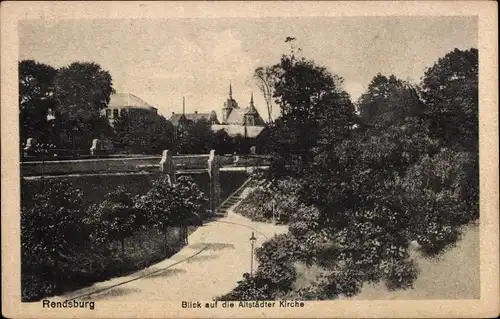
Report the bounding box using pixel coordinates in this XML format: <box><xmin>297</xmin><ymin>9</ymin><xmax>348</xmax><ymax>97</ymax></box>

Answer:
<box><xmin>172</xmin><ymin>112</ymin><xmax>175</xmax><ymax>114</ymax></box>
<box><xmin>194</xmin><ymin>111</ymin><xmax>198</xmax><ymax>114</ymax></box>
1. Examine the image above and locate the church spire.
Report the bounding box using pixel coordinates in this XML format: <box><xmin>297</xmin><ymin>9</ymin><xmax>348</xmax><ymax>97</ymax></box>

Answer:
<box><xmin>182</xmin><ymin>96</ymin><xmax>185</xmax><ymax>115</ymax></box>
<box><xmin>248</xmin><ymin>92</ymin><xmax>256</xmax><ymax>113</ymax></box>
<box><xmin>229</xmin><ymin>83</ymin><xmax>233</xmax><ymax>99</ymax></box>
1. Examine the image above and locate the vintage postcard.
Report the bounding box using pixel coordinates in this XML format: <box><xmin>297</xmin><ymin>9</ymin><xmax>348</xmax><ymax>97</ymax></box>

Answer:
<box><xmin>1</xmin><ymin>1</ymin><xmax>498</xmax><ymax>318</ymax></box>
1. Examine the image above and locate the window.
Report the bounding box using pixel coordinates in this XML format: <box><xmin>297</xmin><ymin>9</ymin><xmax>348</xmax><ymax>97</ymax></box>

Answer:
<box><xmin>245</xmin><ymin>115</ymin><xmax>254</xmax><ymax>126</ymax></box>
<box><xmin>113</xmin><ymin>109</ymin><xmax>119</xmax><ymax>119</ymax></box>
<box><xmin>106</xmin><ymin>109</ymin><xmax>111</xmax><ymax>118</ymax></box>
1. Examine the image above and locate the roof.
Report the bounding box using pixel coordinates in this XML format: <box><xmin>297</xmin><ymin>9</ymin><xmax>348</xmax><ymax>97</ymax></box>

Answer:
<box><xmin>108</xmin><ymin>93</ymin><xmax>156</xmax><ymax>110</ymax></box>
<box><xmin>225</xmin><ymin>107</ymin><xmax>266</xmax><ymax>125</ymax></box>
<box><xmin>169</xmin><ymin>111</ymin><xmax>219</xmax><ymax>126</ymax></box>
<box><xmin>211</xmin><ymin>124</ymin><xmax>266</xmax><ymax>139</ymax></box>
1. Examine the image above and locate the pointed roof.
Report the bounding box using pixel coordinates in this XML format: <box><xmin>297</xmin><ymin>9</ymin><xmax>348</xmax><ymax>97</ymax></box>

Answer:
<box><xmin>247</xmin><ymin>93</ymin><xmax>257</xmax><ymax>114</ymax></box>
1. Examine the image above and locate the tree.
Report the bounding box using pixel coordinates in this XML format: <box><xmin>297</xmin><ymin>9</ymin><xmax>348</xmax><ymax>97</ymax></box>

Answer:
<box><xmin>54</xmin><ymin>62</ymin><xmax>114</xmax><ymax>120</ymax></box>
<box><xmin>53</xmin><ymin>62</ymin><xmax>115</xmax><ymax>151</ymax></box>
<box><xmin>135</xmin><ymin>175</ymin><xmax>177</xmax><ymax>252</ymax></box>
<box><xmin>21</xmin><ymin>180</ymin><xmax>86</xmax><ymax>293</ymax></box>
<box><xmin>357</xmin><ymin>74</ymin><xmax>425</xmax><ymax>126</ymax></box>
<box><xmin>177</xmin><ymin>119</ymin><xmax>214</xmax><ymax>154</ymax></box>
<box><xmin>135</xmin><ymin>175</ymin><xmax>207</xmax><ymax>250</ymax></box>
<box><xmin>212</xmin><ymin>129</ymin><xmax>233</xmax><ymax>155</ymax></box>
<box><xmin>259</xmin><ymin>52</ymin><xmax>355</xmax><ymax>172</ymax></box>
<box><xmin>114</xmin><ymin>112</ymin><xmax>174</xmax><ymax>154</ymax></box>
<box><xmin>420</xmin><ymin>48</ymin><xmax>478</xmax><ymax>151</ymax></box>
<box><xmin>18</xmin><ymin>60</ymin><xmax>58</xmax><ymax>143</ymax></box>
<box><xmin>254</xmin><ymin>66</ymin><xmax>277</xmax><ymax>123</ymax></box>
<box><xmin>167</xmin><ymin>176</ymin><xmax>208</xmax><ymax>244</ymax></box>
<box><xmin>85</xmin><ymin>187</ymin><xmax>143</xmax><ymax>259</ymax></box>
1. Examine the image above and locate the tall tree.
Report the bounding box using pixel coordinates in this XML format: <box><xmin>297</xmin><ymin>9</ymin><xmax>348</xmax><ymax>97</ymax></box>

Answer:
<box><xmin>52</xmin><ymin>62</ymin><xmax>115</xmax><ymax>151</ymax></box>
<box><xmin>262</xmin><ymin>52</ymin><xmax>355</xmax><ymax>172</ymax></box>
<box><xmin>85</xmin><ymin>187</ymin><xmax>142</xmax><ymax>259</ymax></box>
<box><xmin>357</xmin><ymin>74</ymin><xmax>424</xmax><ymax>125</ymax></box>
<box><xmin>53</xmin><ymin>62</ymin><xmax>114</xmax><ymax>120</ymax></box>
<box><xmin>420</xmin><ymin>48</ymin><xmax>478</xmax><ymax>151</ymax></box>
<box><xmin>254</xmin><ymin>66</ymin><xmax>277</xmax><ymax>123</ymax></box>
<box><xmin>114</xmin><ymin>112</ymin><xmax>175</xmax><ymax>154</ymax></box>
<box><xmin>177</xmin><ymin>119</ymin><xmax>214</xmax><ymax>154</ymax></box>
<box><xmin>18</xmin><ymin>60</ymin><xmax>57</xmax><ymax>143</ymax></box>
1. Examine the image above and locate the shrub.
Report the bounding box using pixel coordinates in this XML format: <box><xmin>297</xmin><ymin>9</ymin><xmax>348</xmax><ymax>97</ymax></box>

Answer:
<box><xmin>400</xmin><ymin>149</ymin><xmax>478</xmax><ymax>256</ymax></box>
<box><xmin>216</xmin><ymin>273</ymin><xmax>275</xmax><ymax>301</ymax></box>
<box><xmin>136</xmin><ymin>175</ymin><xmax>208</xmax><ymax>247</ymax></box>
<box><xmin>85</xmin><ymin>187</ymin><xmax>145</xmax><ymax>259</ymax></box>
<box><xmin>21</xmin><ymin>179</ymin><xmax>87</xmax><ymax>300</ymax></box>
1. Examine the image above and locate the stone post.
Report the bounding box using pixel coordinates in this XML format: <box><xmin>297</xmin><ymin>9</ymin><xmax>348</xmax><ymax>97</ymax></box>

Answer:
<box><xmin>208</xmin><ymin>149</ymin><xmax>221</xmax><ymax>214</ymax></box>
<box><xmin>23</xmin><ymin>138</ymin><xmax>37</xmax><ymax>157</ymax></box>
<box><xmin>159</xmin><ymin>150</ymin><xmax>176</xmax><ymax>184</ymax></box>
<box><xmin>90</xmin><ymin>139</ymin><xmax>103</xmax><ymax>156</ymax></box>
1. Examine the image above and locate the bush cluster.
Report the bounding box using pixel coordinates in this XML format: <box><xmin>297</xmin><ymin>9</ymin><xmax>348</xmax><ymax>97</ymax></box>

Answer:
<box><xmin>233</xmin><ymin>177</ymin><xmax>302</xmax><ymax>223</ymax></box>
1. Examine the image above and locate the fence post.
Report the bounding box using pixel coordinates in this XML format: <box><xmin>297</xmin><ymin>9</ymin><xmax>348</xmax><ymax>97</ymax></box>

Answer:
<box><xmin>24</xmin><ymin>138</ymin><xmax>37</xmax><ymax>157</ymax></box>
<box><xmin>159</xmin><ymin>150</ymin><xmax>176</xmax><ymax>184</ymax></box>
<box><xmin>90</xmin><ymin>139</ymin><xmax>103</xmax><ymax>156</ymax></box>
<box><xmin>208</xmin><ymin>150</ymin><xmax>221</xmax><ymax>214</ymax></box>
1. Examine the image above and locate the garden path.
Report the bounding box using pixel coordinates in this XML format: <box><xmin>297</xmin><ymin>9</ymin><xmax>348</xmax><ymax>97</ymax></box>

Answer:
<box><xmin>52</xmin><ymin>208</ymin><xmax>288</xmax><ymax>301</ymax></box>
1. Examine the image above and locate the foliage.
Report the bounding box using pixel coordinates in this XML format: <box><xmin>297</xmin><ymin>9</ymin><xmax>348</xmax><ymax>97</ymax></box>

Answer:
<box><xmin>19</xmin><ymin>60</ymin><xmax>58</xmax><ymax>143</ymax></box>
<box><xmin>85</xmin><ymin>187</ymin><xmax>144</xmax><ymax>258</ymax></box>
<box><xmin>48</xmin><ymin>115</ymin><xmax>115</xmax><ymax>152</ymax></box>
<box><xmin>114</xmin><ymin>111</ymin><xmax>174</xmax><ymax>154</ymax></box>
<box><xmin>223</xmin><ymin>47</ymin><xmax>479</xmax><ymax>300</ymax></box>
<box><xmin>19</xmin><ymin>60</ymin><xmax>116</xmax><ymax>152</ymax></box>
<box><xmin>399</xmin><ymin>149</ymin><xmax>478</xmax><ymax>256</ymax></box>
<box><xmin>234</xmin><ymin>177</ymin><xmax>302</xmax><ymax>223</ymax></box>
<box><xmin>212</xmin><ymin>129</ymin><xmax>233</xmax><ymax>155</ymax></box>
<box><xmin>420</xmin><ymin>48</ymin><xmax>478</xmax><ymax>151</ymax></box>
<box><xmin>51</xmin><ymin>62</ymin><xmax>115</xmax><ymax>150</ymax></box>
<box><xmin>177</xmin><ymin>119</ymin><xmax>215</xmax><ymax>154</ymax></box>
<box><xmin>21</xmin><ymin>179</ymin><xmax>88</xmax><ymax>297</ymax></box>
<box><xmin>53</xmin><ymin>62</ymin><xmax>115</xmax><ymax>121</ymax></box>
<box><xmin>168</xmin><ymin>175</ymin><xmax>210</xmax><ymax>224</ymax></box>
<box><xmin>21</xmin><ymin>175</ymin><xmax>209</xmax><ymax>301</ymax></box>
<box><xmin>258</xmin><ymin>51</ymin><xmax>355</xmax><ymax>173</ymax></box>
<box><xmin>135</xmin><ymin>175</ymin><xmax>208</xmax><ymax>233</ymax></box>
<box><xmin>217</xmin><ymin>273</ymin><xmax>275</xmax><ymax>301</ymax></box>
<box><xmin>357</xmin><ymin>73</ymin><xmax>425</xmax><ymax>126</ymax></box>
<box><xmin>218</xmin><ymin>234</ymin><xmax>299</xmax><ymax>301</ymax></box>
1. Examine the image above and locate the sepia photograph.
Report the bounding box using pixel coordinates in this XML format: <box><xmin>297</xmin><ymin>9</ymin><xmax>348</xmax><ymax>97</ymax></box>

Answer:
<box><xmin>1</xmin><ymin>1</ymin><xmax>498</xmax><ymax>318</ymax></box>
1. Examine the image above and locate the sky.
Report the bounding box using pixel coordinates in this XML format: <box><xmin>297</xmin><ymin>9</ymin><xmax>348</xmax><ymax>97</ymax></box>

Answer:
<box><xmin>19</xmin><ymin>16</ymin><xmax>477</xmax><ymax>121</ymax></box>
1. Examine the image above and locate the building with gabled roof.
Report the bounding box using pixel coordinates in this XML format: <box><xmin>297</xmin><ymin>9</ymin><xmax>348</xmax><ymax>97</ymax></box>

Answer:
<box><xmin>169</xmin><ymin>84</ymin><xmax>268</xmax><ymax>140</ymax></box>
<box><xmin>221</xmin><ymin>85</ymin><xmax>266</xmax><ymax>126</ymax></box>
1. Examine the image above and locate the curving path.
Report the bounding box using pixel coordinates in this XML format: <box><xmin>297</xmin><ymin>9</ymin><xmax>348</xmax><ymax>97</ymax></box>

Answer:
<box><xmin>52</xmin><ymin>209</ymin><xmax>287</xmax><ymax>302</ymax></box>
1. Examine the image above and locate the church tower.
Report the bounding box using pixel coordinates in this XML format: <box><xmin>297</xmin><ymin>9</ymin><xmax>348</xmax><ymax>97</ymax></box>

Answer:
<box><xmin>244</xmin><ymin>93</ymin><xmax>256</xmax><ymax>126</ymax></box>
<box><xmin>222</xmin><ymin>83</ymin><xmax>238</xmax><ymax>124</ymax></box>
